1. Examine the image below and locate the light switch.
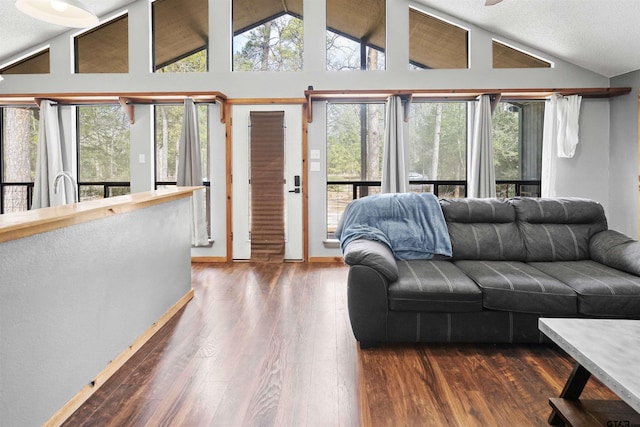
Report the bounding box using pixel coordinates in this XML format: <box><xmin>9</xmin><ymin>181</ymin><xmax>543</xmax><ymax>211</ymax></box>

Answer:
<box><xmin>310</xmin><ymin>149</ymin><xmax>320</xmax><ymax>160</ymax></box>
<box><xmin>138</xmin><ymin>154</ymin><xmax>146</xmax><ymax>164</ymax></box>
<box><xmin>310</xmin><ymin>161</ymin><xmax>320</xmax><ymax>172</ymax></box>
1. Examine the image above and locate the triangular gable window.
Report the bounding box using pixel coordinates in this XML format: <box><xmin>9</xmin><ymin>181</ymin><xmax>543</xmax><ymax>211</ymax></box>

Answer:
<box><xmin>493</xmin><ymin>40</ymin><xmax>552</xmax><ymax>69</ymax></box>
<box><xmin>153</xmin><ymin>0</ymin><xmax>208</xmax><ymax>72</ymax></box>
<box><xmin>0</xmin><ymin>48</ymin><xmax>50</xmax><ymax>75</ymax></box>
<box><xmin>75</xmin><ymin>15</ymin><xmax>128</xmax><ymax>73</ymax></box>
<box><xmin>409</xmin><ymin>8</ymin><xmax>468</xmax><ymax>69</ymax></box>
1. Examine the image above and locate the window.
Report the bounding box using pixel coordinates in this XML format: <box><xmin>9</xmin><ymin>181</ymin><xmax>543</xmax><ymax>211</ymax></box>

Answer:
<box><xmin>153</xmin><ymin>0</ymin><xmax>208</xmax><ymax>72</ymax></box>
<box><xmin>0</xmin><ymin>48</ymin><xmax>50</xmax><ymax>75</ymax></box>
<box><xmin>232</xmin><ymin>0</ymin><xmax>303</xmax><ymax>71</ymax></box>
<box><xmin>77</xmin><ymin>105</ymin><xmax>130</xmax><ymax>200</ymax></box>
<box><xmin>408</xmin><ymin>102</ymin><xmax>467</xmax><ymax>197</ymax></box>
<box><xmin>0</xmin><ymin>107</ymin><xmax>38</xmax><ymax>213</ymax></box>
<box><xmin>75</xmin><ymin>15</ymin><xmax>128</xmax><ymax>73</ymax></box>
<box><xmin>154</xmin><ymin>103</ymin><xmax>210</xmax><ymax>234</ymax></box>
<box><xmin>409</xmin><ymin>9</ymin><xmax>468</xmax><ymax>69</ymax></box>
<box><xmin>493</xmin><ymin>40</ymin><xmax>552</xmax><ymax>69</ymax></box>
<box><xmin>326</xmin><ymin>0</ymin><xmax>385</xmax><ymax>71</ymax></box>
<box><xmin>326</xmin><ymin>102</ymin><xmax>385</xmax><ymax>238</ymax></box>
<box><xmin>492</xmin><ymin>101</ymin><xmax>544</xmax><ymax>197</ymax></box>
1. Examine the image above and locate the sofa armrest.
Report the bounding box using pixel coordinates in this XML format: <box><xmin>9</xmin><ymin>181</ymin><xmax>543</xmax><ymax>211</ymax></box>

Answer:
<box><xmin>590</xmin><ymin>230</ymin><xmax>640</xmax><ymax>276</ymax></box>
<box><xmin>343</xmin><ymin>239</ymin><xmax>399</xmax><ymax>282</ymax></box>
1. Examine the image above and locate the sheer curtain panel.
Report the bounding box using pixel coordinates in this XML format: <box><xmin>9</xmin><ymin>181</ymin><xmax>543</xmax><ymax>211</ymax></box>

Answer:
<box><xmin>541</xmin><ymin>94</ymin><xmax>582</xmax><ymax>197</ymax></box>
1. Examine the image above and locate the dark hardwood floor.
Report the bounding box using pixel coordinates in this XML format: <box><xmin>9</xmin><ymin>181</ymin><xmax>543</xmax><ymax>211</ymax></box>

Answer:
<box><xmin>63</xmin><ymin>262</ymin><xmax>618</xmax><ymax>426</ymax></box>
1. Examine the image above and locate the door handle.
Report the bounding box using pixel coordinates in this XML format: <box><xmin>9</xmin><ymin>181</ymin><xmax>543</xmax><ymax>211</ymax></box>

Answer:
<box><xmin>288</xmin><ymin>188</ymin><xmax>301</xmax><ymax>194</ymax></box>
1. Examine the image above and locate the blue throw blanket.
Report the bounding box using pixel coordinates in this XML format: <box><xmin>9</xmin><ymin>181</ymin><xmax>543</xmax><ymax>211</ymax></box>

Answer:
<box><xmin>335</xmin><ymin>193</ymin><xmax>452</xmax><ymax>260</ymax></box>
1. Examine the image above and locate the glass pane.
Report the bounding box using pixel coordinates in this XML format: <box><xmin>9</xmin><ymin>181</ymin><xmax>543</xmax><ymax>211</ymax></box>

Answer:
<box><xmin>493</xmin><ymin>40</ymin><xmax>551</xmax><ymax>69</ymax></box>
<box><xmin>156</xmin><ymin>49</ymin><xmax>207</xmax><ymax>73</ymax></box>
<box><xmin>155</xmin><ymin>105</ymin><xmax>183</xmax><ymax>182</ymax></box>
<box><xmin>326</xmin><ymin>0</ymin><xmax>385</xmax><ymax>71</ymax></box>
<box><xmin>492</xmin><ymin>102</ymin><xmax>521</xmax><ymax>180</ymax></box>
<box><xmin>2</xmin><ymin>185</ymin><xmax>31</xmax><ymax>213</ymax></box>
<box><xmin>233</xmin><ymin>14</ymin><xmax>303</xmax><ymax>72</ymax></box>
<box><xmin>108</xmin><ymin>186</ymin><xmax>131</xmax><ymax>197</ymax></box>
<box><xmin>409</xmin><ymin>8</ymin><xmax>468</xmax><ymax>69</ymax></box>
<box><xmin>75</xmin><ymin>15</ymin><xmax>128</xmax><ymax>73</ymax></box>
<box><xmin>153</xmin><ymin>0</ymin><xmax>208</xmax><ymax>72</ymax></box>
<box><xmin>79</xmin><ymin>185</ymin><xmax>104</xmax><ymax>201</ymax></box>
<box><xmin>0</xmin><ymin>48</ymin><xmax>50</xmax><ymax>74</ymax></box>
<box><xmin>326</xmin><ymin>103</ymin><xmax>385</xmax><ymax>181</ymax></box>
<box><xmin>155</xmin><ymin>104</ymin><xmax>208</xmax><ymax>183</ymax></box>
<box><xmin>408</xmin><ymin>102</ymin><xmax>467</xmax><ymax>181</ymax></box>
<box><xmin>78</xmin><ymin>105</ymin><xmax>130</xmax><ymax>183</ymax></box>
<box><xmin>2</xmin><ymin>107</ymin><xmax>38</xmax><ymax>183</ymax></box>
<box><xmin>326</xmin><ymin>31</ymin><xmax>385</xmax><ymax>71</ymax></box>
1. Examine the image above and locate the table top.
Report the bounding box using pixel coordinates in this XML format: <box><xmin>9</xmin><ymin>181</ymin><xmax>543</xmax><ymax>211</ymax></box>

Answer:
<box><xmin>539</xmin><ymin>318</ymin><xmax>640</xmax><ymax>413</ymax></box>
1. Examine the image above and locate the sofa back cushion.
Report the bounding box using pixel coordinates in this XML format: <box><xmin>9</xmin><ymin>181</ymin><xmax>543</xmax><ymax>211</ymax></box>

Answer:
<box><xmin>440</xmin><ymin>198</ymin><xmax>526</xmax><ymax>261</ymax></box>
<box><xmin>510</xmin><ymin>197</ymin><xmax>607</xmax><ymax>262</ymax></box>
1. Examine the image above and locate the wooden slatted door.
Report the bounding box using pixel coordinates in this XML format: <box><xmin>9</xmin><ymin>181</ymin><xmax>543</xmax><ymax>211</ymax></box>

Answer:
<box><xmin>249</xmin><ymin>111</ymin><xmax>285</xmax><ymax>262</ymax></box>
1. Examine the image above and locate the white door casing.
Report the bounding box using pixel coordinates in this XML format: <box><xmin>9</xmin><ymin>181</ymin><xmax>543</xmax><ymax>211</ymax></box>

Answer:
<box><xmin>231</xmin><ymin>105</ymin><xmax>303</xmax><ymax>260</ymax></box>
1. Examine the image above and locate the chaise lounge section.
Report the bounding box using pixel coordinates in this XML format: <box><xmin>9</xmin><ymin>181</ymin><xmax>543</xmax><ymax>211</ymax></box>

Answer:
<box><xmin>340</xmin><ymin>196</ymin><xmax>640</xmax><ymax>347</ymax></box>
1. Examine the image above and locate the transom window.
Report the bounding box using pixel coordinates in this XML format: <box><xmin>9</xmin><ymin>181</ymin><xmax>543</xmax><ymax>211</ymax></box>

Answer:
<box><xmin>326</xmin><ymin>0</ymin><xmax>385</xmax><ymax>71</ymax></box>
<box><xmin>233</xmin><ymin>0</ymin><xmax>303</xmax><ymax>72</ymax></box>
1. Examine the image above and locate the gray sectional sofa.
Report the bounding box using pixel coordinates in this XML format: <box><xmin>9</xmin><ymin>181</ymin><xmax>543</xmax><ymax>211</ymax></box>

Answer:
<box><xmin>340</xmin><ymin>196</ymin><xmax>640</xmax><ymax>347</ymax></box>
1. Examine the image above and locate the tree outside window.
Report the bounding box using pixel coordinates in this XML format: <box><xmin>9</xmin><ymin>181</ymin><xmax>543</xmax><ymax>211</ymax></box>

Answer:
<box><xmin>1</xmin><ymin>107</ymin><xmax>38</xmax><ymax>213</ymax></box>
<box><xmin>77</xmin><ymin>105</ymin><xmax>131</xmax><ymax>200</ymax></box>
<box><xmin>233</xmin><ymin>14</ymin><xmax>303</xmax><ymax>72</ymax></box>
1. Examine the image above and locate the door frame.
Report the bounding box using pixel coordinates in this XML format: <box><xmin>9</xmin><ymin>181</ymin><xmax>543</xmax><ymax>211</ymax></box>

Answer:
<box><xmin>228</xmin><ymin>102</ymin><xmax>307</xmax><ymax>261</ymax></box>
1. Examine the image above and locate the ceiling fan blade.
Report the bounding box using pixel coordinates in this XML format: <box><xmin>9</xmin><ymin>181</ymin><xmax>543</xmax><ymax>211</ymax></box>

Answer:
<box><xmin>485</xmin><ymin>0</ymin><xmax>503</xmax><ymax>5</ymax></box>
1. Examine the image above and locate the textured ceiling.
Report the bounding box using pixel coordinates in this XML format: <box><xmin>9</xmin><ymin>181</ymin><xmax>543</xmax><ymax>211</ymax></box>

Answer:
<box><xmin>414</xmin><ymin>0</ymin><xmax>640</xmax><ymax>78</ymax></box>
<box><xmin>1</xmin><ymin>0</ymin><xmax>640</xmax><ymax>77</ymax></box>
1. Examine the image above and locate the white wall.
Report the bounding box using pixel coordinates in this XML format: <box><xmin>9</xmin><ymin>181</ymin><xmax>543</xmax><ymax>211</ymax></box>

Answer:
<box><xmin>610</xmin><ymin>70</ymin><xmax>640</xmax><ymax>238</ymax></box>
<box><xmin>1</xmin><ymin>0</ymin><xmax>635</xmax><ymax>257</ymax></box>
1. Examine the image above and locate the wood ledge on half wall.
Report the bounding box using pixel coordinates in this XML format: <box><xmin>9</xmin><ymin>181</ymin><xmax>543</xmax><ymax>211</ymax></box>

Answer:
<box><xmin>0</xmin><ymin>186</ymin><xmax>202</xmax><ymax>244</ymax></box>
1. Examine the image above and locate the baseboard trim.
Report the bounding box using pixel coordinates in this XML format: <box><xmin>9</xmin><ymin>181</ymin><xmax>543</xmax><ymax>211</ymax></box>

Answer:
<box><xmin>309</xmin><ymin>256</ymin><xmax>344</xmax><ymax>263</ymax></box>
<box><xmin>191</xmin><ymin>256</ymin><xmax>228</xmax><ymax>263</ymax></box>
<box><xmin>43</xmin><ymin>288</ymin><xmax>195</xmax><ymax>427</ymax></box>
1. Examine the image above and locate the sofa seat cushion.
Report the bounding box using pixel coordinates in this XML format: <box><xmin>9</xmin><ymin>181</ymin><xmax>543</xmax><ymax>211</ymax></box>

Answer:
<box><xmin>388</xmin><ymin>260</ymin><xmax>482</xmax><ymax>312</ymax></box>
<box><xmin>529</xmin><ymin>261</ymin><xmax>640</xmax><ymax>317</ymax></box>
<box><xmin>454</xmin><ymin>260</ymin><xmax>577</xmax><ymax>315</ymax></box>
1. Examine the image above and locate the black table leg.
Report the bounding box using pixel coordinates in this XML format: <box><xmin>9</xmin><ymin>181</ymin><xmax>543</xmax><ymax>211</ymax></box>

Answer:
<box><xmin>548</xmin><ymin>362</ymin><xmax>592</xmax><ymax>425</ymax></box>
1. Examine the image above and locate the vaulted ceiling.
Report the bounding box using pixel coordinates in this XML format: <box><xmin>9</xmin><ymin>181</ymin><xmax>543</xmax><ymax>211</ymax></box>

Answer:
<box><xmin>1</xmin><ymin>0</ymin><xmax>639</xmax><ymax>78</ymax></box>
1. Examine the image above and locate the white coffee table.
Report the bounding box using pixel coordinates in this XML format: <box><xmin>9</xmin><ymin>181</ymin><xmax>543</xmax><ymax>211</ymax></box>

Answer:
<box><xmin>539</xmin><ymin>318</ymin><xmax>640</xmax><ymax>426</ymax></box>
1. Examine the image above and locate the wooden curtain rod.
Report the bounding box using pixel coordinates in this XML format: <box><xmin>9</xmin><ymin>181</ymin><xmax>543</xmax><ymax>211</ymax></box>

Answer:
<box><xmin>0</xmin><ymin>91</ymin><xmax>229</xmax><ymax>124</ymax></box>
<box><xmin>303</xmin><ymin>87</ymin><xmax>632</xmax><ymax>122</ymax></box>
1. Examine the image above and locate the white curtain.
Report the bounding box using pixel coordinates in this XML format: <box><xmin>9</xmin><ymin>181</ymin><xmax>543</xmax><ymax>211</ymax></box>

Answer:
<box><xmin>32</xmin><ymin>100</ymin><xmax>68</xmax><ymax>208</ymax></box>
<box><xmin>468</xmin><ymin>95</ymin><xmax>496</xmax><ymax>198</ymax></box>
<box><xmin>177</xmin><ymin>98</ymin><xmax>209</xmax><ymax>247</ymax></box>
<box><xmin>381</xmin><ymin>95</ymin><xmax>408</xmax><ymax>193</ymax></box>
<box><xmin>541</xmin><ymin>94</ymin><xmax>582</xmax><ymax>197</ymax></box>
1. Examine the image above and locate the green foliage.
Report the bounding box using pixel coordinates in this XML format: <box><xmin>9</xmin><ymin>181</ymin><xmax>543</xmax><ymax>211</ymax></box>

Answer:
<box><xmin>78</xmin><ymin>105</ymin><xmax>130</xmax><ymax>182</ymax></box>
<box><xmin>233</xmin><ymin>14</ymin><xmax>303</xmax><ymax>72</ymax></box>
<box><xmin>492</xmin><ymin>102</ymin><xmax>521</xmax><ymax>180</ymax></box>
<box><xmin>326</xmin><ymin>103</ymin><xmax>384</xmax><ymax>180</ymax></box>
<box><xmin>408</xmin><ymin>102</ymin><xmax>467</xmax><ymax>180</ymax></box>
<box><xmin>157</xmin><ymin>49</ymin><xmax>207</xmax><ymax>73</ymax></box>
